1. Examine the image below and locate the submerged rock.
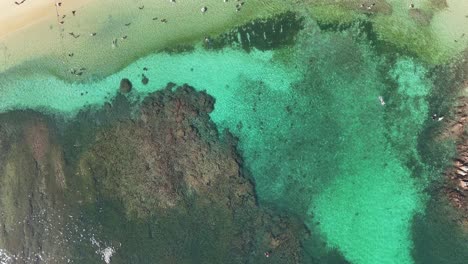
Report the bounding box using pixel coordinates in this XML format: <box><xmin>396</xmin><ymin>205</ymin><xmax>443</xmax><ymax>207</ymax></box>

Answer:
<box><xmin>119</xmin><ymin>78</ymin><xmax>132</xmax><ymax>93</ymax></box>
<box><xmin>142</xmin><ymin>74</ymin><xmax>149</xmax><ymax>85</ymax></box>
<box><xmin>74</xmin><ymin>83</ymin><xmax>305</xmax><ymax>263</ymax></box>
<box><xmin>409</xmin><ymin>8</ymin><xmax>433</xmax><ymax>26</ymax></box>
<box><xmin>441</xmin><ymin>96</ymin><xmax>468</xmax><ymax>226</ymax></box>
<box><xmin>81</xmin><ymin>83</ymin><xmax>248</xmax><ymax>217</ymax></box>
<box><xmin>0</xmin><ymin>112</ymin><xmax>69</xmax><ymax>264</ymax></box>
<box><xmin>0</xmin><ymin>84</ymin><xmax>305</xmax><ymax>263</ymax></box>
<box><xmin>207</xmin><ymin>12</ymin><xmax>304</xmax><ymax>51</ymax></box>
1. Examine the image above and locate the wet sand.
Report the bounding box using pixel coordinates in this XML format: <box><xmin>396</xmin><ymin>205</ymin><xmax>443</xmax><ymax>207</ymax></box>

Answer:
<box><xmin>0</xmin><ymin>0</ymin><xmax>290</xmax><ymax>80</ymax></box>
<box><xmin>0</xmin><ymin>0</ymin><xmax>467</xmax><ymax>81</ymax></box>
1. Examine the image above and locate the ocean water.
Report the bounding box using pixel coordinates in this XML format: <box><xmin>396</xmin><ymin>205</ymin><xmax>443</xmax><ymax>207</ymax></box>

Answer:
<box><xmin>1</xmin><ymin>4</ymin><xmax>467</xmax><ymax>264</ymax></box>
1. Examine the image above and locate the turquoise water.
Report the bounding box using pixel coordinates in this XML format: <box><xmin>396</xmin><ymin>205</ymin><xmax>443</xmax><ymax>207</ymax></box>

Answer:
<box><xmin>1</xmin><ymin>12</ymin><xmax>467</xmax><ymax>264</ymax></box>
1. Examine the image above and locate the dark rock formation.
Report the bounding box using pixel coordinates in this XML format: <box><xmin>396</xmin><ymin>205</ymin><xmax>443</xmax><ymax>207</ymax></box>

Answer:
<box><xmin>80</xmin><ymin>84</ymin><xmax>247</xmax><ymax>217</ymax></box>
<box><xmin>207</xmin><ymin>12</ymin><xmax>304</xmax><ymax>52</ymax></box>
<box><xmin>0</xmin><ymin>112</ymin><xmax>69</xmax><ymax>264</ymax></box>
<box><xmin>440</xmin><ymin>96</ymin><xmax>468</xmax><ymax>229</ymax></box>
<box><xmin>0</xmin><ymin>84</ymin><xmax>305</xmax><ymax>263</ymax></box>
<box><xmin>436</xmin><ymin>50</ymin><xmax>468</xmax><ymax>231</ymax></box>
<box><xmin>74</xmin><ymin>84</ymin><xmax>305</xmax><ymax>262</ymax></box>
<box><xmin>141</xmin><ymin>74</ymin><xmax>149</xmax><ymax>85</ymax></box>
<box><xmin>119</xmin><ymin>78</ymin><xmax>132</xmax><ymax>93</ymax></box>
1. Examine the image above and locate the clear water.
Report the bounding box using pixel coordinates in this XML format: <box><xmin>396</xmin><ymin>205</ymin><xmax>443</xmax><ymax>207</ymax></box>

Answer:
<box><xmin>0</xmin><ymin>4</ymin><xmax>467</xmax><ymax>264</ymax></box>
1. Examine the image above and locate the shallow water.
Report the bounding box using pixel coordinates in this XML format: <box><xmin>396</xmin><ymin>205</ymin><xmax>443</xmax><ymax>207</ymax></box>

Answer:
<box><xmin>1</xmin><ymin>2</ymin><xmax>467</xmax><ymax>264</ymax></box>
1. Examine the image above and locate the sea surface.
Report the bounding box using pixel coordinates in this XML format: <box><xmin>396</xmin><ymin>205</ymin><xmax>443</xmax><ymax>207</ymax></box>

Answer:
<box><xmin>0</xmin><ymin>2</ymin><xmax>467</xmax><ymax>264</ymax></box>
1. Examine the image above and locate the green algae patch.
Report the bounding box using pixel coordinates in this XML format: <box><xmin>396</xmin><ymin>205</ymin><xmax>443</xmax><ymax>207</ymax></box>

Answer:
<box><xmin>306</xmin><ymin>4</ymin><xmax>363</xmax><ymax>25</ymax></box>
<box><xmin>302</xmin><ymin>0</ymin><xmax>467</xmax><ymax>64</ymax></box>
<box><xmin>208</xmin><ymin>12</ymin><xmax>304</xmax><ymax>52</ymax></box>
<box><xmin>373</xmin><ymin>15</ymin><xmax>447</xmax><ymax>64</ymax></box>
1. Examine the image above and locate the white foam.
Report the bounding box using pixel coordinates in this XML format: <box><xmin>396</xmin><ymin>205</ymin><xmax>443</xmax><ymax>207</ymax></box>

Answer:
<box><xmin>90</xmin><ymin>236</ymin><xmax>117</xmax><ymax>264</ymax></box>
<box><xmin>101</xmin><ymin>247</ymin><xmax>115</xmax><ymax>264</ymax></box>
<box><xmin>0</xmin><ymin>249</ymin><xmax>12</xmax><ymax>264</ymax></box>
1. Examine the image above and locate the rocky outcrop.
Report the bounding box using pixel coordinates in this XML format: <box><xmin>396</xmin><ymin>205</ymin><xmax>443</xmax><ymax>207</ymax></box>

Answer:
<box><xmin>79</xmin><ymin>84</ymin><xmax>253</xmax><ymax>218</ymax></box>
<box><xmin>441</xmin><ymin>96</ymin><xmax>468</xmax><ymax>228</ymax></box>
<box><xmin>119</xmin><ymin>78</ymin><xmax>132</xmax><ymax>94</ymax></box>
<box><xmin>71</xmin><ymin>84</ymin><xmax>302</xmax><ymax>261</ymax></box>
<box><xmin>0</xmin><ymin>112</ymin><xmax>69</xmax><ymax>264</ymax></box>
<box><xmin>436</xmin><ymin>48</ymin><xmax>468</xmax><ymax>231</ymax></box>
<box><xmin>0</xmin><ymin>83</ymin><xmax>303</xmax><ymax>263</ymax></box>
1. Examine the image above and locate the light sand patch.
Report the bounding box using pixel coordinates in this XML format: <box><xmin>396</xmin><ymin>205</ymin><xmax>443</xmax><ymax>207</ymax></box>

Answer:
<box><xmin>431</xmin><ymin>0</ymin><xmax>468</xmax><ymax>47</ymax></box>
<box><xmin>0</xmin><ymin>0</ymin><xmax>91</xmax><ymax>38</ymax></box>
<box><xmin>0</xmin><ymin>0</ymin><xmax>290</xmax><ymax>80</ymax></box>
<box><xmin>0</xmin><ymin>0</ymin><xmax>465</xmax><ymax>80</ymax></box>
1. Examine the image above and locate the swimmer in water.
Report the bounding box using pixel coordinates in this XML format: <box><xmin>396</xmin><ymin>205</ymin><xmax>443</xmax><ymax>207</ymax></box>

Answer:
<box><xmin>378</xmin><ymin>96</ymin><xmax>385</xmax><ymax>106</ymax></box>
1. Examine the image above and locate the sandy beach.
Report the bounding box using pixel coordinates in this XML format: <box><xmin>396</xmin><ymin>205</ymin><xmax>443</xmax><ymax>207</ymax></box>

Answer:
<box><xmin>0</xmin><ymin>1</ymin><xmax>91</xmax><ymax>38</ymax></box>
<box><xmin>0</xmin><ymin>0</ymin><xmax>289</xmax><ymax>80</ymax></box>
<box><xmin>0</xmin><ymin>0</ymin><xmax>466</xmax><ymax>81</ymax></box>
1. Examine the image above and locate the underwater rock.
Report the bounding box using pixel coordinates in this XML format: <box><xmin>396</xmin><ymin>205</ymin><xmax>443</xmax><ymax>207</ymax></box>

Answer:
<box><xmin>119</xmin><ymin>78</ymin><xmax>133</xmax><ymax>93</ymax></box>
<box><xmin>0</xmin><ymin>85</ymin><xmax>305</xmax><ymax>263</ymax></box>
<box><xmin>142</xmin><ymin>74</ymin><xmax>149</xmax><ymax>85</ymax></box>
<box><xmin>430</xmin><ymin>0</ymin><xmax>448</xmax><ymax>10</ymax></box>
<box><xmin>440</xmin><ymin>95</ymin><xmax>468</xmax><ymax>229</ymax></box>
<box><xmin>409</xmin><ymin>8</ymin><xmax>433</xmax><ymax>26</ymax></box>
<box><xmin>354</xmin><ymin>0</ymin><xmax>392</xmax><ymax>15</ymax></box>
<box><xmin>73</xmin><ymin>83</ymin><xmax>305</xmax><ymax>262</ymax></box>
<box><xmin>208</xmin><ymin>12</ymin><xmax>304</xmax><ymax>51</ymax></box>
<box><xmin>0</xmin><ymin>112</ymin><xmax>69</xmax><ymax>264</ymax></box>
<box><xmin>80</xmin><ymin>83</ymin><xmax>249</xmax><ymax>217</ymax></box>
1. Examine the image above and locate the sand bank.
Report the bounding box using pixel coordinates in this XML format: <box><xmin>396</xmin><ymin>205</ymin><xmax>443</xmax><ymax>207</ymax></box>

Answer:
<box><xmin>0</xmin><ymin>0</ymin><xmax>290</xmax><ymax>80</ymax></box>
<box><xmin>0</xmin><ymin>0</ymin><xmax>466</xmax><ymax>82</ymax></box>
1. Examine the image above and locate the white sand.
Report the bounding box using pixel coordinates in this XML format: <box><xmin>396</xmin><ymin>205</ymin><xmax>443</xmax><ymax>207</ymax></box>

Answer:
<box><xmin>0</xmin><ymin>0</ymin><xmax>289</xmax><ymax>79</ymax></box>
<box><xmin>0</xmin><ymin>0</ymin><xmax>90</xmax><ymax>38</ymax></box>
<box><xmin>0</xmin><ymin>0</ymin><xmax>466</xmax><ymax>80</ymax></box>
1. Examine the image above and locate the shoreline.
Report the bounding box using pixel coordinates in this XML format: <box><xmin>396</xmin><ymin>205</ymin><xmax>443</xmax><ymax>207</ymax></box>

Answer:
<box><xmin>438</xmin><ymin>50</ymin><xmax>468</xmax><ymax>230</ymax></box>
<box><xmin>0</xmin><ymin>0</ymin><xmax>290</xmax><ymax>81</ymax></box>
<box><xmin>0</xmin><ymin>0</ymin><xmax>91</xmax><ymax>39</ymax></box>
<box><xmin>0</xmin><ymin>1</ymin><xmax>467</xmax><ymax>83</ymax></box>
